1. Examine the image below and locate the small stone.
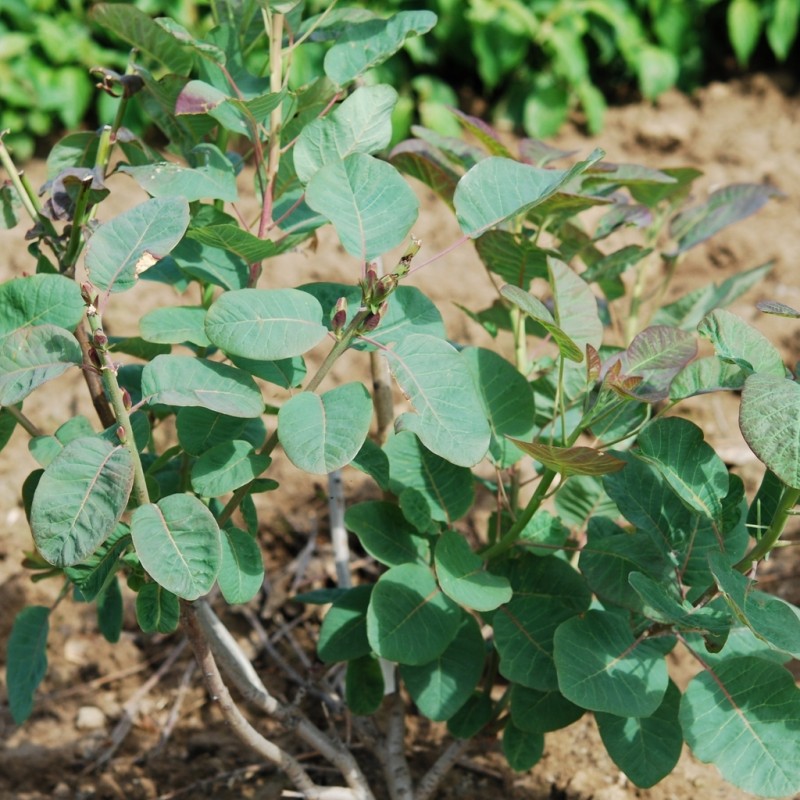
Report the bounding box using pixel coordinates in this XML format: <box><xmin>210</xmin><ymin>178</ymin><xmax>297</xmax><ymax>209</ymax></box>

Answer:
<box><xmin>53</xmin><ymin>783</ymin><xmax>72</xmax><ymax>799</ymax></box>
<box><xmin>75</xmin><ymin>705</ymin><xmax>106</xmax><ymax>730</ymax></box>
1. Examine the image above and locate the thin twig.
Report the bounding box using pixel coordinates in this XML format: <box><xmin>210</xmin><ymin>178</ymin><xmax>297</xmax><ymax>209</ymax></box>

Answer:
<box><xmin>148</xmin><ymin>658</ymin><xmax>196</xmax><ymax>757</ymax></box>
<box><xmin>87</xmin><ymin>638</ymin><xmax>188</xmax><ymax>770</ymax></box>
<box><xmin>328</xmin><ymin>469</ymin><xmax>352</xmax><ymax>588</ymax></box>
<box><xmin>1</xmin><ymin>403</ymin><xmax>42</xmax><ymax>437</ymax></box>
<box><xmin>415</xmin><ymin>739</ymin><xmax>472</xmax><ymax>800</ymax></box>
<box><xmin>192</xmin><ymin>601</ymin><xmax>376</xmax><ymax>800</ymax></box>
<box><xmin>75</xmin><ymin>324</ymin><xmax>116</xmax><ymax>428</ymax></box>
<box><xmin>384</xmin><ymin>691</ymin><xmax>414</xmax><ymax>800</ymax></box>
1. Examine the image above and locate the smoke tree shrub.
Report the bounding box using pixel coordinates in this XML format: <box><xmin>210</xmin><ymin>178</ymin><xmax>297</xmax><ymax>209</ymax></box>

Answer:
<box><xmin>1</xmin><ymin>3</ymin><xmax>799</xmax><ymax>799</ymax></box>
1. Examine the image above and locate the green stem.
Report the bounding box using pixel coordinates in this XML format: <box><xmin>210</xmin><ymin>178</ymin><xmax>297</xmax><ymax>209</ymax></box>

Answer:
<box><xmin>2</xmin><ymin>404</ymin><xmax>42</xmax><ymax>437</ymax></box>
<box><xmin>62</xmin><ymin>176</ymin><xmax>94</xmax><ymax>272</ymax></box>
<box><xmin>480</xmin><ymin>469</ymin><xmax>558</xmax><ymax>560</ymax></box>
<box><xmin>0</xmin><ymin>139</ymin><xmax>40</xmax><ymax>222</ymax></box>
<box><xmin>734</xmin><ymin>485</ymin><xmax>800</xmax><ymax>570</ymax></box>
<box><xmin>86</xmin><ymin>310</ymin><xmax>149</xmax><ymax>508</ymax></box>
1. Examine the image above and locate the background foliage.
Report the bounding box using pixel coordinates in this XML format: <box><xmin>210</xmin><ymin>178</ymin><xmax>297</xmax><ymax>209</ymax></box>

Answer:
<box><xmin>1</xmin><ymin>0</ymin><xmax>798</xmax><ymax>159</ymax></box>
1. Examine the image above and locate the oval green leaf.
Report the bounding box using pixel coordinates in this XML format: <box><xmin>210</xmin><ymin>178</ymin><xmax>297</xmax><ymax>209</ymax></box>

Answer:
<box><xmin>131</xmin><ymin>494</ymin><xmax>221</xmax><ymax>600</ymax></box>
<box><xmin>400</xmin><ymin>614</ymin><xmax>485</xmax><ymax>721</ymax></box>
<box><xmin>7</xmin><ymin>605</ymin><xmax>49</xmax><ymax>724</ymax></box>
<box><xmin>135</xmin><ymin>582</ymin><xmax>181</xmax><ymax>634</ymax></box>
<box><xmin>140</xmin><ymin>306</ymin><xmax>211</xmax><ymax>347</ymax></box>
<box><xmin>319</xmin><ymin>585</ymin><xmax>373</xmax><ymax>663</ymax></box>
<box><xmin>305</xmin><ymin>152</ymin><xmax>419</xmax><ymax>262</ymax></box>
<box><xmin>0</xmin><ymin>274</ymin><xmax>84</xmax><ymax>339</ymax></box>
<box><xmin>739</xmin><ymin>372</ymin><xmax>800</xmax><ymax>488</ymax></box>
<box><xmin>0</xmin><ymin>324</ymin><xmax>82</xmax><ymax>405</ymax></box>
<box><xmin>386</xmin><ymin>334</ymin><xmax>490</xmax><ymax>467</ymax></box>
<box><xmin>434</xmin><ymin>530</ymin><xmax>511</xmax><ymax>611</ymax></box>
<box><xmin>31</xmin><ymin>437</ymin><xmax>134</xmax><ymax>567</ymax></box>
<box><xmin>278</xmin><ymin>382</ymin><xmax>372</xmax><ymax>475</ymax></box>
<box><xmin>366</xmin><ymin>563</ymin><xmax>461</xmax><ymax>665</ymax></box>
<box><xmin>85</xmin><ymin>197</ymin><xmax>190</xmax><ymax>293</ymax></box>
<box><xmin>205</xmin><ymin>288</ymin><xmax>327</xmax><ymax>360</ymax></box>
<box><xmin>191</xmin><ymin>440</ymin><xmax>270</xmax><ymax>497</ymax></box>
<box><xmin>218</xmin><ymin>527</ymin><xmax>264</xmax><ymax>604</ymax></box>
<box><xmin>680</xmin><ymin>657</ymin><xmax>800</xmax><ymax>797</ymax></box>
<box><xmin>553</xmin><ymin>609</ymin><xmax>669</xmax><ymax>717</ymax></box>
<box><xmin>141</xmin><ymin>355</ymin><xmax>264</xmax><ymax>418</ymax></box>
<box><xmin>345</xmin><ymin>501</ymin><xmax>430</xmax><ymax>567</ymax></box>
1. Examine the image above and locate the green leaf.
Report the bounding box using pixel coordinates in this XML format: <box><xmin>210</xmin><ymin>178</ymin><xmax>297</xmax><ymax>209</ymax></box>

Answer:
<box><xmin>346</xmin><ymin>654</ymin><xmax>385</xmax><ymax>715</ymax></box>
<box><xmin>7</xmin><ymin>605</ymin><xmax>49</xmax><ymax>724</ymax></box>
<box><xmin>670</xmin><ymin>183</ymin><xmax>781</xmax><ymax>255</ymax></box>
<box><xmin>767</xmin><ymin>0</ymin><xmax>800</xmax><ymax>60</ymax></box>
<box><xmin>698</xmin><ymin>309</ymin><xmax>785</xmax><ymax>376</ymax></box>
<box><xmin>168</xmin><ymin>237</ymin><xmax>249</xmax><ymax>291</ymax></box>
<box><xmin>131</xmin><ymin>494</ymin><xmax>221</xmax><ymax>601</ymax></box>
<box><xmin>400</xmin><ymin>614</ymin><xmax>485</xmax><ymax>721</ymax></box>
<box><xmin>191</xmin><ymin>440</ymin><xmax>270</xmax><ymax>496</ymax></box>
<box><xmin>606</xmin><ymin>326</ymin><xmax>697</xmax><ymax>402</ymax></box>
<box><xmin>555</xmin><ymin>474</ymin><xmax>618</xmax><ymax>530</ymax></box>
<box><xmin>554</xmin><ymin>610</ymin><xmax>669</xmax><ymax>716</ymax></box>
<box><xmin>218</xmin><ymin>527</ymin><xmax>264</xmax><ymax>604</ymax></box>
<box><xmin>548</xmin><ymin>256</ymin><xmax>603</xmax><ymax>355</ymax></box>
<box><xmin>454</xmin><ymin>150</ymin><xmax>603</xmax><ymax>237</ymax></box>
<box><xmin>447</xmin><ymin>691</ymin><xmax>493</xmax><ymax>739</ymax></box>
<box><xmin>389</xmin><ymin>140</ymin><xmax>459</xmax><ymax>207</ymax></box>
<box><xmin>435</xmin><ymin>530</ymin><xmax>511</xmax><ymax>611</ymax></box>
<box><xmin>0</xmin><ymin>275</ymin><xmax>84</xmax><ymax>339</ymax></box>
<box><xmin>367</xmin><ymin>563</ymin><xmax>461</xmax><ymax>665</ymax></box>
<box><xmin>494</xmin><ymin>555</ymin><xmax>591</xmax><ymax>691</ymax></box>
<box><xmin>205</xmin><ymin>288</ymin><xmax>327</xmax><ymax>360</ymax></box>
<box><xmin>579</xmin><ymin>517</ymin><xmax>673</xmax><ymax>612</ymax></box>
<box><xmin>634</xmin><ymin>418</ymin><xmax>728</xmax><ymax>525</ymax></box>
<box><xmin>65</xmin><ymin>524</ymin><xmax>131</xmax><ymax>602</ymax></box>
<box><xmin>740</xmin><ymin>373</ymin><xmax>800</xmax><ymax>488</ymax></box>
<box><xmin>229</xmin><ymin>354</ymin><xmax>307</xmax><ymax>389</ymax></box>
<box><xmin>653</xmin><ymin>262</ymin><xmax>773</xmax><ymax>330</ymax></box>
<box><xmin>141</xmin><ymin>355</ymin><xmax>264</xmax><ymax>418</ymax></box>
<box><xmin>31</xmin><ymin>438</ymin><xmax>134</xmax><ymax>568</ymax></box>
<box><xmin>386</xmin><ymin>335</ymin><xmax>490</xmax><ymax>467</ymax></box>
<box><xmin>324</xmin><ymin>10</ymin><xmax>437</xmax><ymax>85</ymax></box>
<box><xmin>97</xmin><ymin>578</ymin><xmax>124</xmax><ymax>643</ymax></box>
<box><xmin>279</xmin><ymin>383</ymin><xmax>372</xmax><ymax>474</ymax></box>
<box><xmin>680</xmin><ymin>657</ymin><xmax>800</xmax><ymax>797</ymax></box>
<box><xmin>0</xmin><ymin>325</ymin><xmax>82</xmax><ymax>405</ymax></box>
<box><xmin>502</xmin><ymin>721</ymin><xmax>544</xmax><ymax>772</ymax></box>
<box><xmin>510</xmin><ymin>440</ymin><xmax>625</xmax><ymax>477</ymax></box>
<box><xmin>119</xmin><ymin>145</ymin><xmax>237</xmax><ymax>202</ymax></box>
<box><xmin>319</xmin><ymin>585</ymin><xmax>373</xmax><ymax>663</ymax></box>
<box><xmin>85</xmin><ymin>197</ymin><xmax>190</xmax><ymax>293</ymax></box>
<box><xmin>0</xmin><ymin>406</ymin><xmax>18</xmax><ymax>452</ymax></box>
<box><xmin>140</xmin><ymin>306</ymin><xmax>211</xmax><ymax>347</ymax></box>
<box><xmin>345</xmin><ymin>501</ymin><xmax>430</xmax><ymax>567</ymax></box>
<box><xmin>669</xmin><ymin>356</ymin><xmax>745</xmax><ymax>401</ymax></box>
<box><xmin>709</xmin><ymin>553</ymin><xmax>800</xmax><ymax>658</ymax></box>
<box><xmin>305</xmin><ymin>153</ymin><xmax>419</xmax><ymax>261</ymax></box>
<box><xmin>596</xmin><ymin>680</ymin><xmax>683</xmax><ymax>788</ymax></box>
<box><xmin>351</xmin><ymin>439</ymin><xmax>391</xmax><ymax>491</ymax></box>
<box><xmin>636</xmin><ymin>45</ymin><xmax>679</xmax><ymax>99</ymax></box>
<box><xmin>727</xmin><ymin>0</ymin><xmax>763</xmax><ymax>65</ymax></box>
<box><xmin>461</xmin><ymin>346</ymin><xmax>535</xmax><ymax>467</ymax></box>
<box><xmin>500</xmin><ymin>284</ymin><xmax>582</xmax><ymax>362</ymax></box>
<box><xmin>176</xmin><ymin>408</ymin><xmax>246</xmax><ymax>456</ymax></box>
<box><xmin>91</xmin><ymin>4</ymin><xmax>192</xmax><ymax>71</ymax></box>
<box><xmin>516</xmin><ymin>510</ymin><xmax>569</xmax><ymax>556</ymax></box>
<box><xmin>295</xmin><ymin>85</ymin><xmax>397</xmax><ymax>183</ymax></box>
<box><xmin>509</xmin><ymin>685</ymin><xmax>583</xmax><ymax>734</ymax></box>
<box><xmin>135</xmin><ymin>582</ymin><xmax>180</xmax><ymax>634</ymax></box>
<box><xmin>185</xmin><ymin>224</ymin><xmax>283</xmax><ymax>262</ymax></box>
<box><xmin>384</xmin><ymin>432</ymin><xmax>474</xmax><ymax>523</ymax></box>
<box><xmin>473</xmin><ymin>230</ymin><xmax>549</xmax><ymax>287</ymax></box>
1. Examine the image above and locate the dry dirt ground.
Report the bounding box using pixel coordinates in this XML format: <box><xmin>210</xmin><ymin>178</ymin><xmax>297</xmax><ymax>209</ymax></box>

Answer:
<box><xmin>1</xmin><ymin>72</ymin><xmax>799</xmax><ymax>800</ymax></box>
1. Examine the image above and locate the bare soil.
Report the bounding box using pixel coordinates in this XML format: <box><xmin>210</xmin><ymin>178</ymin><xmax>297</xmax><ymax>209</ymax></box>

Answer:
<box><xmin>1</xmin><ymin>72</ymin><xmax>799</xmax><ymax>800</ymax></box>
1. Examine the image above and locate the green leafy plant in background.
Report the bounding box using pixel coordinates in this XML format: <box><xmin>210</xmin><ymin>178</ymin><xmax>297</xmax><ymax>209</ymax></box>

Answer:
<box><xmin>2</xmin><ymin>2</ymin><xmax>800</xmax><ymax>799</ymax></box>
<box><xmin>0</xmin><ymin>0</ymin><xmax>208</xmax><ymax>160</ymax></box>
